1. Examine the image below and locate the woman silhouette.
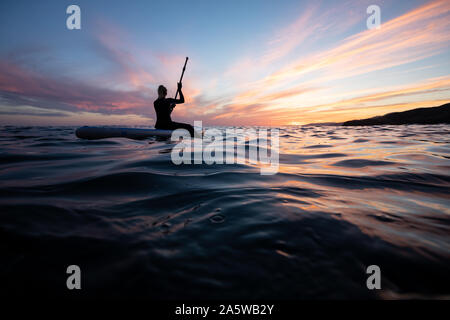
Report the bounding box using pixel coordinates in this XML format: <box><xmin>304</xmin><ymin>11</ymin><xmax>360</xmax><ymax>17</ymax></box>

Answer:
<box><xmin>154</xmin><ymin>82</ymin><xmax>194</xmax><ymax>137</ymax></box>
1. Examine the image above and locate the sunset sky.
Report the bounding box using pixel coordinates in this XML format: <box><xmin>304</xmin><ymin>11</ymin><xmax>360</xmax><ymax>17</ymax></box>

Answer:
<box><xmin>0</xmin><ymin>0</ymin><xmax>449</xmax><ymax>126</ymax></box>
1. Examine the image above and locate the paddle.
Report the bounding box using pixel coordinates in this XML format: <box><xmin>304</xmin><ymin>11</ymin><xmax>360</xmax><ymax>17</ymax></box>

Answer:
<box><xmin>174</xmin><ymin>57</ymin><xmax>189</xmax><ymax>100</ymax></box>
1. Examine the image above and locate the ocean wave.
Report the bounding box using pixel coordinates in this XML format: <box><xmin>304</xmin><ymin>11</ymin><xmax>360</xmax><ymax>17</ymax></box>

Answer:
<box><xmin>0</xmin><ymin>124</ymin><xmax>449</xmax><ymax>299</ymax></box>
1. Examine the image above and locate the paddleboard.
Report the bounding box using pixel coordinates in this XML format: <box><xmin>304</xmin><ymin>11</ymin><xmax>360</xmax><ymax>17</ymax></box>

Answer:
<box><xmin>75</xmin><ymin>126</ymin><xmax>174</xmax><ymax>140</ymax></box>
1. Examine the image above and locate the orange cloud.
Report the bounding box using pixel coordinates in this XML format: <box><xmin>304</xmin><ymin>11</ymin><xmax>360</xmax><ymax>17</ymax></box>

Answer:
<box><xmin>207</xmin><ymin>0</ymin><xmax>450</xmax><ymax>125</ymax></box>
<box><xmin>260</xmin><ymin>0</ymin><xmax>450</xmax><ymax>87</ymax></box>
<box><xmin>213</xmin><ymin>77</ymin><xmax>450</xmax><ymax>125</ymax></box>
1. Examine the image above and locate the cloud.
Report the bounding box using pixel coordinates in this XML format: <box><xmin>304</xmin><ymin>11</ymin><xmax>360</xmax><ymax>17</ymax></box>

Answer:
<box><xmin>225</xmin><ymin>1</ymin><xmax>365</xmax><ymax>79</ymax></box>
<box><xmin>0</xmin><ymin>58</ymin><xmax>153</xmax><ymax>112</ymax></box>
<box><xmin>208</xmin><ymin>77</ymin><xmax>450</xmax><ymax>125</ymax></box>
<box><xmin>255</xmin><ymin>0</ymin><xmax>450</xmax><ymax>88</ymax></box>
<box><xmin>0</xmin><ymin>0</ymin><xmax>449</xmax><ymax>126</ymax></box>
<box><xmin>304</xmin><ymin>77</ymin><xmax>450</xmax><ymax>113</ymax></box>
<box><xmin>212</xmin><ymin>0</ymin><xmax>450</xmax><ymax>124</ymax></box>
<box><xmin>91</xmin><ymin>21</ymin><xmax>156</xmax><ymax>90</ymax></box>
<box><xmin>0</xmin><ymin>21</ymin><xmax>191</xmax><ymax>124</ymax></box>
<box><xmin>0</xmin><ymin>105</ymin><xmax>70</xmax><ymax>117</ymax></box>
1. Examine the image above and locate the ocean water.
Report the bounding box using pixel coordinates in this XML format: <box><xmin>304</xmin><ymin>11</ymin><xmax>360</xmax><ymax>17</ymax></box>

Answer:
<box><xmin>0</xmin><ymin>124</ymin><xmax>449</xmax><ymax>299</ymax></box>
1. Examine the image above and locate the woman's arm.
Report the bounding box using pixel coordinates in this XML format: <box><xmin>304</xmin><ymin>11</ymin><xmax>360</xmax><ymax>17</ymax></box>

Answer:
<box><xmin>175</xmin><ymin>82</ymin><xmax>184</xmax><ymax>104</ymax></box>
<box><xmin>177</xmin><ymin>85</ymin><xmax>185</xmax><ymax>104</ymax></box>
<box><xmin>167</xmin><ymin>83</ymin><xmax>184</xmax><ymax>110</ymax></box>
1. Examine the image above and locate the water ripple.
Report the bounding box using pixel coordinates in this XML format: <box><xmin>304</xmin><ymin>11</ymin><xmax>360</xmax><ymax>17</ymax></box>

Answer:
<box><xmin>0</xmin><ymin>124</ymin><xmax>449</xmax><ymax>299</ymax></box>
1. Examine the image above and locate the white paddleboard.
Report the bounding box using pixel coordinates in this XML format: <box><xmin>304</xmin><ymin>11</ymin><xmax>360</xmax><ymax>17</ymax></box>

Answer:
<box><xmin>75</xmin><ymin>126</ymin><xmax>174</xmax><ymax>140</ymax></box>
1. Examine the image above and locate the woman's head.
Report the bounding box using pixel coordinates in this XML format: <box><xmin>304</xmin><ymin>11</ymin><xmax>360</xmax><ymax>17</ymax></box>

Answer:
<box><xmin>158</xmin><ymin>85</ymin><xmax>167</xmax><ymax>98</ymax></box>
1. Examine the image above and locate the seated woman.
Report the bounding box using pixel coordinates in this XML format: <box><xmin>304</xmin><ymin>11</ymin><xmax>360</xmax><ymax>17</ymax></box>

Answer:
<box><xmin>154</xmin><ymin>82</ymin><xmax>195</xmax><ymax>137</ymax></box>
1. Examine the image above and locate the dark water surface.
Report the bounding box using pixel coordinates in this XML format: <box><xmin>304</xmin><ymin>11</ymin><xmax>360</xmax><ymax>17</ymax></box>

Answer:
<box><xmin>0</xmin><ymin>125</ymin><xmax>449</xmax><ymax>299</ymax></box>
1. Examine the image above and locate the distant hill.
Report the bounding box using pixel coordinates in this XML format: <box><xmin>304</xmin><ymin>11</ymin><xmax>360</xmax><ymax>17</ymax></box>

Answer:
<box><xmin>343</xmin><ymin>103</ymin><xmax>450</xmax><ymax>126</ymax></box>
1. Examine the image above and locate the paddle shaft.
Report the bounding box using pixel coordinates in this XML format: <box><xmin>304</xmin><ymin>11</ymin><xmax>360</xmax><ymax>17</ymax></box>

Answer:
<box><xmin>174</xmin><ymin>57</ymin><xmax>189</xmax><ymax>100</ymax></box>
